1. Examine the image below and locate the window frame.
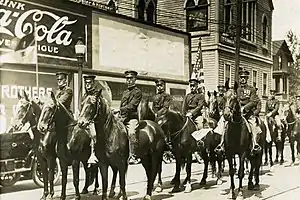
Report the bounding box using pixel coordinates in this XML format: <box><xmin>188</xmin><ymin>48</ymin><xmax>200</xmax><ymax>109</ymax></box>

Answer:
<box><xmin>252</xmin><ymin>69</ymin><xmax>257</xmax><ymax>88</ymax></box>
<box><xmin>186</xmin><ymin>0</ymin><xmax>209</xmax><ymax>32</ymax></box>
<box><xmin>224</xmin><ymin>0</ymin><xmax>233</xmax><ymax>33</ymax></box>
<box><xmin>262</xmin><ymin>72</ymin><xmax>268</xmax><ymax>96</ymax></box>
<box><xmin>262</xmin><ymin>15</ymin><xmax>268</xmax><ymax>45</ymax></box>
<box><xmin>136</xmin><ymin>0</ymin><xmax>157</xmax><ymax>23</ymax></box>
<box><xmin>224</xmin><ymin>63</ymin><xmax>232</xmax><ymax>87</ymax></box>
<box><xmin>241</xmin><ymin>0</ymin><xmax>256</xmax><ymax>42</ymax></box>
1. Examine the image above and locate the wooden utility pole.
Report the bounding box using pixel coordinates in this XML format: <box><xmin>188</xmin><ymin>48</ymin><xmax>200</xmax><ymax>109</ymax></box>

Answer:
<box><xmin>234</xmin><ymin>0</ymin><xmax>243</xmax><ymax>81</ymax></box>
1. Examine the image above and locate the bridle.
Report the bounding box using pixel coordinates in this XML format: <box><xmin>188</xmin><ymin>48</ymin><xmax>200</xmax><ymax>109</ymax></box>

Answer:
<box><xmin>39</xmin><ymin>103</ymin><xmax>58</xmax><ymax>133</ymax></box>
<box><xmin>13</xmin><ymin>101</ymin><xmax>35</xmax><ymax>130</ymax></box>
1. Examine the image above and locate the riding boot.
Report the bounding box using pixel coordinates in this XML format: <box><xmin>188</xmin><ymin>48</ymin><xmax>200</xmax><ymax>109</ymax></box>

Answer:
<box><xmin>88</xmin><ymin>136</ymin><xmax>98</xmax><ymax>164</ymax></box>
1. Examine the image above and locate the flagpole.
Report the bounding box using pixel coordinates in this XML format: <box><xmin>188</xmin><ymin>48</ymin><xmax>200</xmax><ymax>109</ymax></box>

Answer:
<box><xmin>34</xmin><ymin>22</ymin><xmax>39</xmax><ymax>88</ymax></box>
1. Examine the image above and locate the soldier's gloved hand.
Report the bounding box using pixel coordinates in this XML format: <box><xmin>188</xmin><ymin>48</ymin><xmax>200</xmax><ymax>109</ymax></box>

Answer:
<box><xmin>186</xmin><ymin>112</ymin><xmax>192</xmax><ymax>118</ymax></box>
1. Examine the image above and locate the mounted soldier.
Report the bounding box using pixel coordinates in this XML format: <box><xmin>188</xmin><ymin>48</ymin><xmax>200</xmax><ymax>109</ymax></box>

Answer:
<box><xmin>81</xmin><ymin>75</ymin><xmax>101</xmax><ymax>164</ymax></box>
<box><xmin>182</xmin><ymin>78</ymin><xmax>207</xmax><ymax>130</ymax></box>
<box><xmin>113</xmin><ymin>70</ymin><xmax>142</xmax><ymax>164</ymax></box>
<box><xmin>55</xmin><ymin>72</ymin><xmax>73</xmax><ymax>111</ymax></box>
<box><xmin>264</xmin><ymin>89</ymin><xmax>282</xmax><ymax>134</ymax></box>
<box><xmin>253</xmin><ymin>88</ymin><xmax>262</xmax><ymax>117</ymax></box>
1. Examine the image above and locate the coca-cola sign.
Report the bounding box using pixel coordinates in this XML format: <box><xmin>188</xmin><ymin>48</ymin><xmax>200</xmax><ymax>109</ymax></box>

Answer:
<box><xmin>0</xmin><ymin>0</ymin><xmax>86</xmax><ymax>59</ymax></box>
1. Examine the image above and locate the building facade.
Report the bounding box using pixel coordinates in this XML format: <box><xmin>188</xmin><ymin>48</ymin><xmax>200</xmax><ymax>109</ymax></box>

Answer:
<box><xmin>272</xmin><ymin>40</ymin><xmax>293</xmax><ymax>103</ymax></box>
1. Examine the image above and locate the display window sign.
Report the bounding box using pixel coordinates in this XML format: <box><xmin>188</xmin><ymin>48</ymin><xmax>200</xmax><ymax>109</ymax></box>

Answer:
<box><xmin>0</xmin><ymin>70</ymin><xmax>58</xmax><ymax>133</ymax></box>
<box><xmin>0</xmin><ymin>0</ymin><xmax>86</xmax><ymax>61</ymax></box>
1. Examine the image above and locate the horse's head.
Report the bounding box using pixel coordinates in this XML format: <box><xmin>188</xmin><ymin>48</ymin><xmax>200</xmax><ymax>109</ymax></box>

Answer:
<box><xmin>207</xmin><ymin>91</ymin><xmax>219</xmax><ymax>119</ymax></box>
<box><xmin>223</xmin><ymin>82</ymin><xmax>240</xmax><ymax>122</ymax></box>
<box><xmin>11</xmin><ymin>91</ymin><xmax>37</xmax><ymax>131</ymax></box>
<box><xmin>78</xmin><ymin>90</ymin><xmax>102</xmax><ymax>129</ymax></box>
<box><xmin>156</xmin><ymin>109</ymin><xmax>184</xmax><ymax>135</ymax></box>
<box><xmin>67</xmin><ymin>124</ymin><xmax>88</xmax><ymax>154</ymax></box>
<box><xmin>250</xmin><ymin>122</ymin><xmax>264</xmax><ymax>156</ymax></box>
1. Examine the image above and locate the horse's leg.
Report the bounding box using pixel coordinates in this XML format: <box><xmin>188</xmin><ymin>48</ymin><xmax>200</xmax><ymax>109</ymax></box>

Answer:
<box><xmin>227</xmin><ymin>155</ymin><xmax>236</xmax><ymax>199</ymax></box>
<box><xmin>48</xmin><ymin>156</ymin><xmax>56</xmax><ymax>199</ymax></box>
<box><xmin>108</xmin><ymin>166</ymin><xmax>118</xmax><ymax>198</ymax></box>
<box><xmin>264</xmin><ymin>142</ymin><xmax>268</xmax><ymax>165</ymax></box>
<box><xmin>275</xmin><ymin>141</ymin><xmax>279</xmax><ymax>163</ymax></box>
<box><xmin>146</xmin><ymin>152</ymin><xmax>163</xmax><ymax>198</ymax></box>
<box><xmin>81</xmin><ymin>162</ymin><xmax>89</xmax><ymax>194</ymax></box>
<box><xmin>247</xmin><ymin>158</ymin><xmax>255</xmax><ymax>190</ymax></box>
<box><xmin>118</xmin><ymin>162</ymin><xmax>128</xmax><ymax>200</ymax></box>
<box><xmin>289</xmin><ymin>133</ymin><xmax>295</xmax><ymax>163</ymax></box>
<box><xmin>72</xmin><ymin>160</ymin><xmax>80</xmax><ymax>200</ymax></box>
<box><xmin>155</xmin><ymin>157</ymin><xmax>163</xmax><ymax>193</ymax></box>
<box><xmin>99</xmin><ymin>164</ymin><xmax>109</xmax><ymax>200</ymax></box>
<box><xmin>171</xmin><ymin>153</ymin><xmax>181</xmax><ymax>193</ymax></box>
<box><xmin>183</xmin><ymin>153</ymin><xmax>192</xmax><ymax>193</ymax></box>
<box><xmin>216</xmin><ymin>154</ymin><xmax>223</xmax><ymax>185</ymax></box>
<box><xmin>94</xmin><ymin>167</ymin><xmax>99</xmax><ymax>193</ymax></box>
<box><xmin>237</xmin><ymin>154</ymin><xmax>246</xmax><ymax>198</ymax></box>
<box><xmin>59</xmin><ymin>160</ymin><xmax>68</xmax><ymax>200</ymax></box>
<box><xmin>39</xmin><ymin>157</ymin><xmax>49</xmax><ymax>200</ymax></box>
<box><xmin>269</xmin><ymin>142</ymin><xmax>274</xmax><ymax>166</ymax></box>
<box><xmin>254</xmin><ymin>155</ymin><xmax>262</xmax><ymax>190</ymax></box>
<box><xmin>200</xmin><ymin>156</ymin><xmax>209</xmax><ymax>186</ymax></box>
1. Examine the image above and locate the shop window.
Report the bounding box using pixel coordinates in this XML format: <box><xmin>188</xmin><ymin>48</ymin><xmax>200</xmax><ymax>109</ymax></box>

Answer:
<box><xmin>224</xmin><ymin>0</ymin><xmax>232</xmax><ymax>33</ymax></box>
<box><xmin>252</xmin><ymin>70</ymin><xmax>257</xmax><ymax>88</ymax></box>
<box><xmin>186</xmin><ymin>0</ymin><xmax>209</xmax><ymax>32</ymax></box>
<box><xmin>136</xmin><ymin>0</ymin><xmax>157</xmax><ymax>23</ymax></box>
<box><xmin>107</xmin><ymin>0</ymin><xmax>117</xmax><ymax>13</ymax></box>
<box><xmin>263</xmin><ymin>73</ymin><xmax>267</xmax><ymax>96</ymax></box>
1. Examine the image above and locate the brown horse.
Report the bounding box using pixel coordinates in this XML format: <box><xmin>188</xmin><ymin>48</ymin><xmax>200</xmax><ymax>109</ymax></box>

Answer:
<box><xmin>156</xmin><ymin>109</ymin><xmax>197</xmax><ymax>193</ymax></box>
<box><xmin>11</xmin><ymin>91</ymin><xmax>57</xmax><ymax>200</ymax></box>
<box><xmin>77</xmin><ymin>90</ymin><xmax>165</xmax><ymax>200</ymax></box>
<box><xmin>37</xmin><ymin>91</ymin><xmax>97</xmax><ymax>200</ymax></box>
<box><xmin>283</xmin><ymin>103</ymin><xmax>300</xmax><ymax>164</ymax></box>
<box><xmin>220</xmin><ymin>82</ymin><xmax>259</xmax><ymax>199</ymax></box>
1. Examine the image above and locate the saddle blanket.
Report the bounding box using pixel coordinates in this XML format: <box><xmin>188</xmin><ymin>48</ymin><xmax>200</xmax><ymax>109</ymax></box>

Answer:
<box><xmin>192</xmin><ymin>128</ymin><xmax>212</xmax><ymax>141</ymax></box>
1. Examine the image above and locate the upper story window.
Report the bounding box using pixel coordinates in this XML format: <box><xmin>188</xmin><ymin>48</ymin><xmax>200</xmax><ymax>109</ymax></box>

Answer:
<box><xmin>241</xmin><ymin>0</ymin><xmax>256</xmax><ymax>42</ymax></box>
<box><xmin>107</xmin><ymin>0</ymin><xmax>117</xmax><ymax>13</ymax></box>
<box><xmin>278</xmin><ymin>55</ymin><xmax>282</xmax><ymax>70</ymax></box>
<box><xmin>185</xmin><ymin>0</ymin><xmax>209</xmax><ymax>32</ymax></box>
<box><xmin>224</xmin><ymin>63</ymin><xmax>231</xmax><ymax>85</ymax></box>
<box><xmin>262</xmin><ymin>16</ymin><xmax>268</xmax><ymax>45</ymax></box>
<box><xmin>263</xmin><ymin>73</ymin><xmax>267</xmax><ymax>96</ymax></box>
<box><xmin>252</xmin><ymin>70</ymin><xmax>257</xmax><ymax>88</ymax></box>
<box><xmin>136</xmin><ymin>0</ymin><xmax>157</xmax><ymax>23</ymax></box>
<box><xmin>224</xmin><ymin>0</ymin><xmax>233</xmax><ymax>33</ymax></box>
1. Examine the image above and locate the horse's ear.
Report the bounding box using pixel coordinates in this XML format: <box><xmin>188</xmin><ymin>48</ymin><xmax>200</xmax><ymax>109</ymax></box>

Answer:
<box><xmin>23</xmin><ymin>90</ymin><xmax>29</xmax><ymax>101</ymax></box>
<box><xmin>214</xmin><ymin>90</ymin><xmax>217</xmax><ymax>97</ymax></box>
<box><xmin>225</xmin><ymin>81</ymin><xmax>230</xmax><ymax>91</ymax></box>
<box><xmin>234</xmin><ymin>81</ymin><xmax>238</xmax><ymax>91</ymax></box>
<box><xmin>50</xmin><ymin>91</ymin><xmax>57</xmax><ymax>104</ymax></box>
<box><xmin>17</xmin><ymin>91</ymin><xmax>22</xmax><ymax>100</ymax></box>
<box><xmin>207</xmin><ymin>91</ymin><xmax>211</xmax><ymax>97</ymax></box>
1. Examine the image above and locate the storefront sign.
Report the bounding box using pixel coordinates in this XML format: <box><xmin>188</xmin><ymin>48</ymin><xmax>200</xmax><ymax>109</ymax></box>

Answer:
<box><xmin>67</xmin><ymin>0</ymin><xmax>115</xmax><ymax>12</ymax></box>
<box><xmin>0</xmin><ymin>70</ymin><xmax>58</xmax><ymax>132</ymax></box>
<box><xmin>0</xmin><ymin>0</ymin><xmax>86</xmax><ymax>60</ymax></box>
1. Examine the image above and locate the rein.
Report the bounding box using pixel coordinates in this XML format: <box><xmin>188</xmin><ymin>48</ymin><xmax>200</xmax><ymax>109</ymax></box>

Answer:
<box><xmin>170</xmin><ymin>116</ymin><xmax>191</xmax><ymax>139</ymax></box>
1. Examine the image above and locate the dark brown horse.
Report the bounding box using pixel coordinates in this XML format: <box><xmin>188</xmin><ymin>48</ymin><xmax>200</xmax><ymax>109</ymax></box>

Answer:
<box><xmin>77</xmin><ymin>91</ymin><xmax>165</xmax><ymax>200</ymax></box>
<box><xmin>156</xmin><ymin>109</ymin><xmax>197</xmax><ymax>193</ymax></box>
<box><xmin>264</xmin><ymin>115</ymin><xmax>285</xmax><ymax>166</ymax></box>
<box><xmin>283</xmin><ymin>103</ymin><xmax>300</xmax><ymax>165</ymax></box>
<box><xmin>11</xmin><ymin>91</ymin><xmax>57</xmax><ymax>200</ymax></box>
<box><xmin>220</xmin><ymin>82</ymin><xmax>258</xmax><ymax>199</ymax></box>
<box><xmin>37</xmin><ymin>91</ymin><xmax>96</xmax><ymax>200</ymax></box>
<box><xmin>247</xmin><ymin>117</ymin><xmax>266</xmax><ymax>191</ymax></box>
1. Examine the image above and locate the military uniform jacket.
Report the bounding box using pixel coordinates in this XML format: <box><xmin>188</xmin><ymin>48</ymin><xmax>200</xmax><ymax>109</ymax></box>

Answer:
<box><xmin>120</xmin><ymin>86</ymin><xmax>142</xmax><ymax>121</ymax></box>
<box><xmin>81</xmin><ymin>88</ymin><xmax>101</xmax><ymax>107</ymax></box>
<box><xmin>182</xmin><ymin>92</ymin><xmax>207</xmax><ymax>120</ymax></box>
<box><xmin>265</xmin><ymin>98</ymin><xmax>279</xmax><ymax>117</ymax></box>
<box><xmin>55</xmin><ymin>86</ymin><xmax>73</xmax><ymax>110</ymax></box>
<box><xmin>217</xmin><ymin>95</ymin><xmax>226</xmax><ymax>113</ymax></box>
<box><xmin>237</xmin><ymin>84</ymin><xmax>257</xmax><ymax>112</ymax></box>
<box><xmin>253</xmin><ymin>98</ymin><xmax>262</xmax><ymax>116</ymax></box>
<box><xmin>152</xmin><ymin>92</ymin><xmax>172</xmax><ymax>113</ymax></box>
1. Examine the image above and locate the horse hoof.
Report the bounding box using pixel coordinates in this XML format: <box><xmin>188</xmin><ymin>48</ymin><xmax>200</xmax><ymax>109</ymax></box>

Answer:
<box><xmin>274</xmin><ymin>159</ymin><xmax>279</xmax><ymax>164</ymax></box>
<box><xmin>93</xmin><ymin>190</ymin><xmax>98</xmax><ymax>195</ymax></box>
<box><xmin>254</xmin><ymin>184</ymin><xmax>260</xmax><ymax>191</ymax></box>
<box><xmin>143</xmin><ymin>195</ymin><xmax>151</xmax><ymax>200</ymax></box>
<box><xmin>280</xmin><ymin>160</ymin><xmax>284</xmax><ymax>165</ymax></box>
<box><xmin>170</xmin><ymin>187</ymin><xmax>181</xmax><ymax>193</ymax></box>
<box><xmin>108</xmin><ymin>190</ymin><xmax>115</xmax><ymax>198</ymax></box>
<box><xmin>40</xmin><ymin>194</ymin><xmax>48</xmax><ymax>200</ymax></box>
<box><xmin>155</xmin><ymin>186</ymin><xmax>163</xmax><ymax>193</ymax></box>
<box><xmin>227</xmin><ymin>192</ymin><xmax>236</xmax><ymax>199</ymax></box>
<box><xmin>199</xmin><ymin>179</ymin><xmax>206</xmax><ymax>186</ymax></box>
<box><xmin>217</xmin><ymin>179</ymin><xmax>223</xmax><ymax>185</ymax></box>
<box><xmin>60</xmin><ymin>196</ymin><xmax>66</xmax><ymax>200</ymax></box>
<box><xmin>74</xmin><ymin>195</ymin><xmax>80</xmax><ymax>200</ymax></box>
<box><xmin>81</xmin><ymin>189</ymin><xmax>88</xmax><ymax>194</ymax></box>
<box><xmin>184</xmin><ymin>183</ymin><xmax>192</xmax><ymax>193</ymax></box>
<box><xmin>248</xmin><ymin>183</ymin><xmax>255</xmax><ymax>190</ymax></box>
<box><xmin>170</xmin><ymin>178</ymin><xmax>176</xmax><ymax>185</ymax></box>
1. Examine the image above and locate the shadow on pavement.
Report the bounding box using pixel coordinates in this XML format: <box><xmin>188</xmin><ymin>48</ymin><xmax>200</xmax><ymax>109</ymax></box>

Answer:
<box><xmin>131</xmin><ymin>193</ymin><xmax>174</xmax><ymax>200</ymax></box>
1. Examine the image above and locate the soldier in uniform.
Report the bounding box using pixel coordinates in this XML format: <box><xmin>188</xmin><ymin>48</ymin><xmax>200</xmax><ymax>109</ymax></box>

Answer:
<box><xmin>55</xmin><ymin>72</ymin><xmax>73</xmax><ymax>110</ymax></box>
<box><xmin>182</xmin><ymin>78</ymin><xmax>207</xmax><ymax>129</ymax></box>
<box><xmin>264</xmin><ymin>89</ymin><xmax>281</xmax><ymax>136</ymax></box>
<box><xmin>81</xmin><ymin>75</ymin><xmax>101</xmax><ymax>164</ymax></box>
<box><xmin>217</xmin><ymin>85</ymin><xmax>226</xmax><ymax>115</ymax></box>
<box><xmin>152</xmin><ymin>79</ymin><xmax>172</xmax><ymax>115</ymax></box>
<box><xmin>113</xmin><ymin>70</ymin><xmax>142</xmax><ymax>164</ymax></box>
<box><xmin>253</xmin><ymin>88</ymin><xmax>262</xmax><ymax>117</ymax></box>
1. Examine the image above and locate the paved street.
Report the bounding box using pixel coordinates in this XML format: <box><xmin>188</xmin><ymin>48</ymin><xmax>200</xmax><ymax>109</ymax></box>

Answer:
<box><xmin>1</xmin><ymin>144</ymin><xmax>300</xmax><ymax>200</ymax></box>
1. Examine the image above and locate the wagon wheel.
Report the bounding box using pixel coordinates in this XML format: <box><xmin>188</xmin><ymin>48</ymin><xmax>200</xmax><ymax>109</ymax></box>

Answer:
<box><xmin>32</xmin><ymin>158</ymin><xmax>61</xmax><ymax>187</ymax></box>
<box><xmin>0</xmin><ymin>173</ymin><xmax>21</xmax><ymax>187</ymax></box>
